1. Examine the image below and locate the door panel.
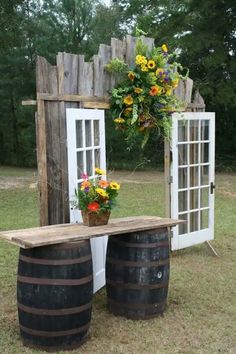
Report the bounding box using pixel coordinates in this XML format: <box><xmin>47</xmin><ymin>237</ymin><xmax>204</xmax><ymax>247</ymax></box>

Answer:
<box><xmin>66</xmin><ymin>108</ymin><xmax>107</xmax><ymax>293</ymax></box>
<box><xmin>171</xmin><ymin>112</ymin><xmax>215</xmax><ymax>250</ymax></box>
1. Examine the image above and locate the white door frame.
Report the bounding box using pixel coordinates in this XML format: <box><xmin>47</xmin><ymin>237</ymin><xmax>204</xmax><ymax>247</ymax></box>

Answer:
<box><xmin>66</xmin><ymin>108</ymin><xmax>107</xmax><ymax>293</ymax></box>
<box><xmin>171</xmin><ymin>112</ymin><xmax>215</xmax><ymax>250</ymax></box>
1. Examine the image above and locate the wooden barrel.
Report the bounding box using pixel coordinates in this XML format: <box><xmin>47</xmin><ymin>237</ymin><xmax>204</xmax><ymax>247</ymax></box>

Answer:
<box><xmin>106</xmin><ymin>228</ymin><xmax>170</xmax><ymax>319</ymax></box>
<box><xmin>17</xmin><ymin>240</ymin><xmax>93</xmax><ymax>352</ymax></box>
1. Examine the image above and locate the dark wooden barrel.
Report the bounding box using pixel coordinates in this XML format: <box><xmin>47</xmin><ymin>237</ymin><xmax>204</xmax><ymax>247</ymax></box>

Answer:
<box><xmin>106</xmin><ymin>228</ymin><xmax>170</xmax><ymax>319</ymax></box>
<box><xmin>17</xmin><ymin>240</ymin><xmax>93</xmax><ymax>352</ymax></box>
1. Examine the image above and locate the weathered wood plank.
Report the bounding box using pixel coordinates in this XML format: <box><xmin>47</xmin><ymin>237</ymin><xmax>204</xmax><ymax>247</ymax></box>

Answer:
<box><xmin>0</xmin><ymin>216</ymin><xmax>185</xmax><ymax>249</ymax></box>
<box><xmin>37</xmin><ymin>93</ymin><xmax>109</xmax><ymax>103</ymax></box>
<box><xmin>22</xmin><ymin>100</ymin><xmax>37</xmax><ymax>106</ymax></box>
<box><xmin>83</xmin><ymin>102</ymin><xmax>110</xmax><ymax>109</ymax></box>
<box><xmin>57</xmin><ymin>53</ymin><xmax>80</xmax><ymax>223</ymax></box>
<box><xmin>98</xmin><ymin>44</ymin><xmax>111</xmax><ymax>96</ymax></box>
<box><xmin>93</xmin><ymin>54</ymin><xmax>102</xmax><ymax>97</ymax></box>
<box><xmin>174</xmin><ymin>77</ymin><xmax>193</xmax><ymax>103</ymax></box>
<box><xmin>110</xmin><ymin>37</ymin><xmax>126</xmax><ymax>88</ymax></box>
<box><xmin>126</xmin><ymin>35</ymin><xmax>137</xmax><ymax>67</ymax></box>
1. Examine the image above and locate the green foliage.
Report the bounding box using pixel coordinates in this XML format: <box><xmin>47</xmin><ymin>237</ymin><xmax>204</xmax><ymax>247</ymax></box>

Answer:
<box><xmin>105</xmin><ymin>58</ymin><xmax>128</xmax><ymax>75</ymax></box>
<box><xmin>109</xmin><ymin>37</ymin><xmax>187</xmax><ymax>148</ymax></box>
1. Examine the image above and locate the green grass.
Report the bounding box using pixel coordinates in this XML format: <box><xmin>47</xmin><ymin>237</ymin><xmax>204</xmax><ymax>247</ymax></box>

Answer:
<box><xmin>0</xmin><ymin>168</ymin><xmax>235</xmax><ymax>353</ymax></box>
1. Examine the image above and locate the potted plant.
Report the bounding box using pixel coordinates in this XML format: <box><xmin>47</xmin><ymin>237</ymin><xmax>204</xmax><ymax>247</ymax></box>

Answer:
<box><xmin>73</xmin><ymin>167</ymin><xmax>120</xmax><ymax>226</ymax></box>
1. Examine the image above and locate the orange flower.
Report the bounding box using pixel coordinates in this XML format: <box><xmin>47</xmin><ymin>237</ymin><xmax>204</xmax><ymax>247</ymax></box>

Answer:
<box><xmin>81</xmin><ymin>180</ymin><xmax>91</xmax><ymax>189</ymax></box>
<box><xmin>149</xmin><ymin>85</ymin><xmax>163</xmax><ymax>96</ymax></box>
<box><xmin>99</xmin><ymin>180</ymin><xmax>110</xmax><ymax>188</ymax></box>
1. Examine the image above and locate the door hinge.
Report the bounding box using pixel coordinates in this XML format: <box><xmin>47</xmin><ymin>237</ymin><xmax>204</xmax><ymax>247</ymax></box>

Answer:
<box><xmin>210</xmin><ymin>182</ymin><xmax>216</xmax><ymax>194</ymax></box>
<box><xmin>167</xmin><ymin>176</ymin><xmax>173</xmax><ymax>184</ymax></box>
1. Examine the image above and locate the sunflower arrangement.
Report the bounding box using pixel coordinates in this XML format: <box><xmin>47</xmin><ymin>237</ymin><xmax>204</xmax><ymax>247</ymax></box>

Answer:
<box><xmin>73</xmin><ymin>167</ymin><xmax>120</xmax><ymax>214</ymax></box>
<box><xmin>107</xmin><ymin>37</ymin><xmax>188</xmax><ymax>147</ymax></box>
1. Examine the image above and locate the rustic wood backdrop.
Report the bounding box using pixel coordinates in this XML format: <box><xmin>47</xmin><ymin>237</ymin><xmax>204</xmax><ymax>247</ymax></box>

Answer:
<box><xmin>35</xmin><ymin>35</ymin><xmax>205</xmax><ymax>226</ymax></box>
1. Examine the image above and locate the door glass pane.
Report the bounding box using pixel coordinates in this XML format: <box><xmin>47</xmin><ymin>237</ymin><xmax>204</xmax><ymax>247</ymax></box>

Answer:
<box><xmin>190</xmin><ymin>211</ymin><xmax>199</xmax><ymax>232</ymax></box>
<box><xmin>86</xmin><ymin>150</ymin><xmax>92</xmax><ymax>176</ymax></box>
<box><xmin>189</xmin><ymin>120</ymin><xmax>199</xmax><ymax>141</ymax></box>
<box><xmin>76</xmin><ymin>120</ymin><xmax>83</xmax><ymax>148</ymax></box>
<box><xmin>201</xmin><ymin>165</ymin><xmax>209</xmax><ymax>185</ymax></box>
<box><xmin>77</xmin><ymin>152</ymin><xmax>84</xmax><ymax>178</ymax></box>
<box><xmin>189</xmin><ymin>143</ymin><xmax>199</xmax><ymax>164</ymax></box>
<box><xmin>178</xmin><ymin>167</ymin><xmax>188</xmax><ymax>189</ymax></box>
<box><xmin>94</xmin><ymin>149</ymin><xmax>100</xmax><ymax>168</ymax></box>
<box><xmin>201</xmin><ymin>143</ymin><xmax>209</xmax><ymax>163</ymax></box>
<box><xmin>178</xmin><ymin>213</ymin><xmax>188</xmax><ymax>235</ymax></box>
<box><xmin>201</xmin><ymin>120</ymin><xmax>209</xmax><ymax>140</ymax></box>
<box><xmin>190</xmin><ymin>189</ymin><xmax>199</xmax><ymax>210</ymax></box>
<box><xmin>179</xmin><ymin>190</ymin><xmax>188</xmax><ymax>212</ymax></box>
<box><xmin>85</xmin><ymin>120</ymin><xmax>92</xmax><ymax>147</ymax></box>
<box><xmin>178</xmin><ymin>120</ymin><xmax>188</xmax><ymax>142</ymax></box>
<box><xmin>178</xmin><ymin>144</ymin><xmax>188</xmax><ymax>165</ymax></box>
<box><xmin>200</xmin><ymin>187</ymin><xmax>209</xmax><ymax>208</ymax></box>
<box><xmin>200</xmin><ymin>209</ymin><xmax>209</xmax><ymax>229</ymax></box>
<box><xmin>94</xmin><ymin>120</ymin><xmax>100</xmax><ymax>146</ymax></box>
<box><xmin>190</xmin><ymin>166</ymin><xmax>199</xmax><ymax>187</ymax></box>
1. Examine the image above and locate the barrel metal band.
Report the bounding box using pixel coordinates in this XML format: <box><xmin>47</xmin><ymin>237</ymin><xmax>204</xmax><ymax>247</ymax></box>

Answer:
<box><xmin>20</xmin><ymin>323</ymin><xmax>90</xmax><ymax>337</ymax></box>
<box><xmin>106</xmin><ymin>279</ymin><xmax>169</xmax><ymax>290</ymax></box>
<box><xmin>106</xmin><ymin>257</ymin><xmax>169</xmax><ymax>267</ymax></box>
<box><xmin>110</xmin><ymin>238</ymin><xmax>169</xmax><ymax>249</ymax></box>
<box><xmin>107</xmin><ymin>298</ymin><xmax>166</xmax><ymax>310</ymax></box>
<box><xmin>19</xmin><ymin>254</ymin><xmax>92</xmax><ymax>266</ymax></box>
<box><xmin>17</xmin><ymin>301</ymin><xmax>92</xmax><ymax>316</ymax></box>
<box><xmin>17</xmin><ymin>274</ymin><xmax>93</xmax><ymax>286</ymax></box>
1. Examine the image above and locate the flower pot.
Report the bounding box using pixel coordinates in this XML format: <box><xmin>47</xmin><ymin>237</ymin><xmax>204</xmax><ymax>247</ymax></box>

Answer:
<box><xmin>81</xmin><ymin>210</ymin><xmax>110</xmax><ymax>227</ymax></box>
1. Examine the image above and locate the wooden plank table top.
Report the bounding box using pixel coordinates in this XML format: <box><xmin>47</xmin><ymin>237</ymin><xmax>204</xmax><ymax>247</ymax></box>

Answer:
<box><xmin>0</xmin><ymin>216</ymin><xmax>184</xmax><ymax>249</ymax></box>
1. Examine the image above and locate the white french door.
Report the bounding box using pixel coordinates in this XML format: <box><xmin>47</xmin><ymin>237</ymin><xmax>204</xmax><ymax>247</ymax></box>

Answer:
<box><xmin>66</xmin><ymin>108</ymin><xmax>107</xmax><ymax>293</ymax></box>
<box><xmin>171</xmin><ymin>112</ymin><xmax>215</xmax><ymax>250</ymax></box>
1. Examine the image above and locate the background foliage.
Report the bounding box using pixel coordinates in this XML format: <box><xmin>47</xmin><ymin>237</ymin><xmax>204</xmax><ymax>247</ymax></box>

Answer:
<box><xmin>0</xmin><ymin>0</ymin><xmax>235</xmax><ymax>169</ymax></box>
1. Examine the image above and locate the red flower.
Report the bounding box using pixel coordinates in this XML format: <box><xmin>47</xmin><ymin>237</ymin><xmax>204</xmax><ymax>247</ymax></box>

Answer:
<box><xmin>87</xmin><ymin>202</ymin><xmax>100</xmax><ymax>212</ymax></box>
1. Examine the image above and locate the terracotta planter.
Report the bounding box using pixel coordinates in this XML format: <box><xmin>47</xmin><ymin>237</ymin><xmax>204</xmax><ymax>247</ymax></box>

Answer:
<box><xmin>81</xmin><ymin>210</ymin><xmax>110</xmax><ymax>227</ymax></box>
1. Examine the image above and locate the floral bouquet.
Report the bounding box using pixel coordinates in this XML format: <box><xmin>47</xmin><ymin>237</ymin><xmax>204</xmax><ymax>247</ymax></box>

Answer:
<box><xmin>73</xmin><ymin>167</ymin><xmax>120</xmax><ymax>226</ymax></box>
<box><xmin>106</xmin><ymin>36</ymin><xmax>188</xmax><ymax>147</ymax></box>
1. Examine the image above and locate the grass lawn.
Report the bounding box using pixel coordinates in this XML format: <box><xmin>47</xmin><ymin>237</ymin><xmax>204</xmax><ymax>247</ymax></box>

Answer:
<box><xmin>0</xmin><ymin>167</ymin><xmax>235</xmax><ymax>354</ymax></box>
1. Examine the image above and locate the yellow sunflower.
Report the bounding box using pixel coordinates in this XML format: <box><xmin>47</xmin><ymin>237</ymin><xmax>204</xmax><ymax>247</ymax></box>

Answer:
<box><xmin>134</xmin><ymin>87</ymin><xmax>143</xmax><ymax>94</ymax></box>
<box><xmin>110</xmin><ymin>182</ymin><xmax>120</xmax><ymax>190</ymax></box>
<box><xmin>141</xmin><ymin>64</ymin><xmax>148</xmax><ymax>72</ymax></box>
<box><xmin>114</xmin><ymin>118</ymin><xmax>125</xmax><ymax>124</ymax></box>
<box><xmin>96</xmin><ymin>188</ymin><xmax>108</xmax><ymax>198</ymax></box>
<box><xmin>128</xmin><ymin>71</ymin><xmax>135</xmax><ymax>81</ymax></box>
<box><xmin>147</xmin><ymin>60</ymin><xmax>156</xmax><ymax>69</ymax></box>
<box><xmin>95</xmin><ymin>167</ymin><xmax>106</xmax><ymax>175</ymax></box>
<box><xmin>161</xmin><ymin>44</ymin><xmax>168</xmax><ymax>53</ymax></box>
<box><xmin>123</xmin><ymin>95</ymin><xmax>133</xmax><ymax>105</ymax></box>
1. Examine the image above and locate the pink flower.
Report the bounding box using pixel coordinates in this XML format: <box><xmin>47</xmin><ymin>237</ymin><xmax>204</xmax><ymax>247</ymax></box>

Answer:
<box><xmin>81</xmin><ymin>172</ymin><xmax>89</xmax><ymax>180</ymax></box>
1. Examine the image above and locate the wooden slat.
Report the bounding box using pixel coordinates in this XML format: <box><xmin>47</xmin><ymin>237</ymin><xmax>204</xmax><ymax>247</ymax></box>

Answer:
<box><xmin>98</xmin><ymin>44</ymin><xmax>111</xmax><ymax>96</ymax></box>
<box><xmin>83</xmin><ymin>102</ymin><xmax>110</xmax><ymax>109</ymax></box>
<box><xmin>22</xmin><ymin>100</ymin><xmax>37</xmax><ymax>106</ymax></box>
<box><xmin>0</xmin><ymin>216</ymin><xmax>185</xmax><ymax>249</ymax></box>
<box><xmin>36</xmin><ymin>93</ymin><xmax>109</xmax><ymax>103</ymax></box>
<box><xmin>36</xmin><ymin>98</ymin><xmax>48</xmax><ymax>226</ymax></box>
